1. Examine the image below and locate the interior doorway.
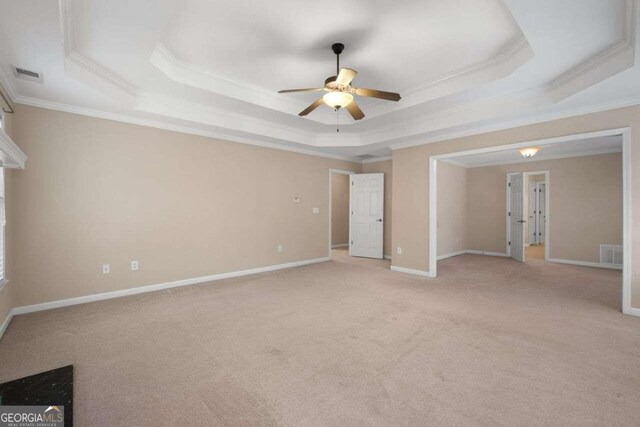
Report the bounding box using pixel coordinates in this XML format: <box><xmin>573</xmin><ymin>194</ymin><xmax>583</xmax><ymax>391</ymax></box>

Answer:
<box><xmin>329</xmin><ymin>170</ymin><xmax>385</xmax><ymax>260</ymax></box>
<box><xmin>506</xmin><ymin>171</ymin><xmax>549</xmax><ymax>263</ymax></box>
<box><xmin>329</xmin><ymin>169</ymin><xmax>353</xmax><ymax>259</ymax></box>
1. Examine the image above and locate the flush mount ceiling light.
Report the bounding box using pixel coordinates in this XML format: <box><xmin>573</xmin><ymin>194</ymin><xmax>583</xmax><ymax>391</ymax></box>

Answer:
<box><xmin>519</xmin><ymin>147</ymin><xmax>541</xmax><ymax>158</ymax></box>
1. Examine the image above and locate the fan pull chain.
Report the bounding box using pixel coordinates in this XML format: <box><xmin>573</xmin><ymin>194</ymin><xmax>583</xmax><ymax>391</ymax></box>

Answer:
<box><xmin>336</xmin><ymin>108</ymin><xmax>340</xmax><ymax>132</ymax></box>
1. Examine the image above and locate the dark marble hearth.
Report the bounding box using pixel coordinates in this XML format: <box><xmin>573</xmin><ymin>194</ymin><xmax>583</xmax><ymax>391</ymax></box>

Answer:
<box><xmin>0</xmin><ymin>365</ymin><xmax>73</xmax><ymax>427</ymax></box>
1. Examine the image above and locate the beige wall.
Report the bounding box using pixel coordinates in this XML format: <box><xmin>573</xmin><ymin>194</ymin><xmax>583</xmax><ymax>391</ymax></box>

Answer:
<box><xmin>466</xmin><ymin>153</ymin><xmax>622</xmax><ymax>262</ymax></box>
<box><xmin>391</xmin><ymin>106</ymin><xmax>640</xmax><ymax>309</ymax></box>
<box><xmin>363</xmin><ymin>160</ymin><xmax>392</xmax><ymax>257</ymax></box>
<box><xmin>437</xmin><ymin>161</ymin><xmax>467</xmax><ymax>256</ymax></box>
<box><xmin>9</xmin><ymin>105</ymin><xmax>361</xmax><ymax>307</ymax></box>
<box><xmin>331</xmin><ymin>173</ymin><xmax>350</xmax><ymax>246</ymax></box>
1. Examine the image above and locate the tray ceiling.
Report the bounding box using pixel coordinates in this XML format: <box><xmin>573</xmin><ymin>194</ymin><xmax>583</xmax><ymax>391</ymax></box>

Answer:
<box><xmin>0</xmin><ymin>0</ymin><xmax>639</xmax><ymax>162</ymax></box>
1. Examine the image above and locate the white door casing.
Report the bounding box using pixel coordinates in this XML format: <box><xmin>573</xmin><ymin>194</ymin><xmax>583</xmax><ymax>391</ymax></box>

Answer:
<box><xmin>349</xmin><ymin>173</ymin><xmax>384</xmax><ymax>259</ymax></box>
<box><xmin>508</xmin><ymin>173</ymin><xmax>525</xmax><ymax>262</ymax></box>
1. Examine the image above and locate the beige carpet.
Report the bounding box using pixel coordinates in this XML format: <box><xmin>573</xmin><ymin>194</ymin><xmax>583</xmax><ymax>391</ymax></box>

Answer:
<box><xmin>1</xmin><ymin>254</ymin><xmax>639</xmax><ymax>426</ymax></box>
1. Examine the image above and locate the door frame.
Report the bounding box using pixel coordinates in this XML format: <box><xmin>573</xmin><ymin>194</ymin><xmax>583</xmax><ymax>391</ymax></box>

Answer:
<box><xmin>506</xmin><ymin>171</ymin><xmax>550</xmax><ymax>261</ymax></box>
<box><xmin>328</xmin><ymin>169</ymin><xmax>357</xmax><ymax>258</ymax></box>
<box><xmin>429</xmin><ymin>127</ymin><xmax>631</xmax><ymax>316</ymax></box>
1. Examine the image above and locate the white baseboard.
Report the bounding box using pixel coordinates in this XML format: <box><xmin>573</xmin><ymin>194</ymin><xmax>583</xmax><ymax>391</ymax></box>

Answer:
<box><xmin>623</xmin><ymin>306</ymin><xmax>640</xmax><ymax>317</ymax></box>
<box><xmin>465</xmin><ymin>250</ymin><xmax>509</xmax><ymax>257</ymax></box>
<box><xmin>547</xmin><ymin>258</ymin><xmax>622</xmax><ymax>270</ymax></box>
<box><xmin>437</xmin><ymin>250</ymin><xmax>466</xmax><ymax>260</ymax></box>
<box><xmin>11</xmin><ymin>257</ymin><xmax>330</xmax><ymax>316</ymax></box>
<box><xmin>331</xmin><ymin>244</ymin><xmax>348</xmax><ymax>248</ymax></box>
<box><xmin>0</xmin><ymin>310</ymin><xmax>13</xmax><ymax>341</ymax></box>
<box><xmin>390</xmin><ymin>266</ymin><xmax>435</xmax><ymax>278</ymax></box>
<box><xmin>384</xmin><ymin>254</ymin><xmax>392</xmax><ymax>260</ymax></box>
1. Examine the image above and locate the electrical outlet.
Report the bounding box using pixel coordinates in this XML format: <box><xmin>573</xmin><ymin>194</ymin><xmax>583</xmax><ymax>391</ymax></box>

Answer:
<box><xmin>277</xmin><ymin>245</ymin><xmax>283</xmax><ymax>253</ymax></box>
<box><xmin>396</xmin><ymin>247</ymin><xmax>403</xmax><ymax>255</ymax></box>
<box><xmin>130</xmin><ymin>260</ymin><xmax>139</xmax><ymax>271</ymax></box>
<box><xmin>102</xmin><ymin>264</ymin><xmax>110</xmax><ymax>274</ymax></box>
<box><xmin>312</xmin><ymin>207</ymin><xmax>320</xmax><ymax>214</ymax></box>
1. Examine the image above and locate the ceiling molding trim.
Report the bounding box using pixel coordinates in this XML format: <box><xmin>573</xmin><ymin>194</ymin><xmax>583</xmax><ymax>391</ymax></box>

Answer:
<box><xmin>136</xmin><ymin>92</ymin><xmax>316</xmax><ymax>145</ymax></box>
<box><xmin>451</xmin><ymin>147</ymin><xmax>622</xmax><ymax>169</ymax></box>
<box><xmin>13</xmin><ymin>96</ymin><xmax>361</xmax><ymax>163</ymax></box>
<box><xmin>388</xmin><ymin>95</ymin><xmax>640</xmax><ymax>151</ymax></box>
<box><xmin>364</xmin><ymin>36</ymin><xmax>534</xmax><ymax>118</ymax></box>
<box><xmin>544</xmin><ymin>0</ymin><xmax>638</xmax><ymax>102</ymax></box>
<box><xmin>361</xmin><ymin>155</ymin><xmax>392</xmax><ymax>164</ymax></box>
<box><xmin>149</xmin><ymin>43</ymin><xmax>332</xmax><ymax>124</ymax></box>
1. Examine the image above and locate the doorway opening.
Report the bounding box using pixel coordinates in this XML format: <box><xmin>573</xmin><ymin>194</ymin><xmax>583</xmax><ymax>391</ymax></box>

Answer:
<box><xmin>429</xmin><ymin>128</ymin><xmax>630</xmax><ymax>315</ymax></box>
<box><xmin>328</xmin><ymin>170</ymin><xmax>386</xmax><ymax>260</ymax></box>
<box><xmin>506</xmin><ymin>171</ymin><xmax>549</xmax><ymax>263</ymax></box>
<box><xmin>329</xmin><ymin>169</ymin><xmax>354</xmax><ymax>260</ymax></box>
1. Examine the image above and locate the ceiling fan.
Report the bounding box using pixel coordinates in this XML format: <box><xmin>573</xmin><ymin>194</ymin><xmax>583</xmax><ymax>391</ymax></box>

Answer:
<box><xmin>278</xmin><ymin>43</ymin><xmax>401</xmax><ymax>121</ymax></box>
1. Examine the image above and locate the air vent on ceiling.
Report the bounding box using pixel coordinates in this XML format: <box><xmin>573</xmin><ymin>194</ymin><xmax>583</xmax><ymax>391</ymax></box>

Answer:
<box><xmin>12</xmin><ymin>66</ymin><xmax>44</xmax><ymax>84</ymax></box>
<box><xmin>356</xmin><ymin>154</ymin><xmax>375</xmax><ymax>159</ymax></box>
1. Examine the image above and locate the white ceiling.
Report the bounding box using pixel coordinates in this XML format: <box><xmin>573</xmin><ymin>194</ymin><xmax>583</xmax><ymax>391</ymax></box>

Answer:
<box><xmin>0</xmin><ymin>0</ymin><xmax>639</xmax><ymax>162</ymax></box>
<box><xmin>442</xmin><ymin>135</ymin><xmax>622</xmax><ymax>168</ymax></box>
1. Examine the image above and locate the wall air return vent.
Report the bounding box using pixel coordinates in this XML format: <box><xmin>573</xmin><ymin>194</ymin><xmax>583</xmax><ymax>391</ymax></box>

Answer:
<box><xmin>600</xmin><ymin>244</ymin><xmax>623</xmax><ymax>266</ymax></box>
<box><xmin>12</xmin><ymin>66</ymin><xmax>44</xmax><ymax>84</ymax></box>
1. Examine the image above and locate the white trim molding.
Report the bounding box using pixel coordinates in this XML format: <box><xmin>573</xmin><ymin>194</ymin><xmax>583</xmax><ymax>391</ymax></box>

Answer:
<box><xmin>429</xmin><ymin>127</ymin><xmax>635</xmax><ymax>317</ymax></box>
<box><xmin>0</xmin><ymin>129</ymin><xmax>27</xmax><ymax>168</ymax></box>
<box><xmin>11</xmin><ymin>257</ymin><xmax>330</xmax><ymax>316</ymax></box>
<box><xmin>390</xmin><ymin>266</ymin><xmax>435</xmax><ymax>278</ymax></box>
<box><xmin>547</xmin><ymin>258</ymin><xmax>623</xmax><ymax>270</ymax></box>
<box><xmin>0</xmin><ymin>309</ymin><xmax>13</xmax><ymax>341</ymax></box>
<box><xmin>464</xmin><ymin>250</ymin><xmax>509</xmax><ymax>257</ymax></box>
<box><xmin>436</xmin><ymin>250</ymin><xmax>467</xmax><ymax>260</ymax></box>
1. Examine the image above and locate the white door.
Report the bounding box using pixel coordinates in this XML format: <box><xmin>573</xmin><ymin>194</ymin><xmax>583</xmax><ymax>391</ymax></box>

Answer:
<box><xmin>537</xmin><ymin>183</ymin><xmax>546</xmax><ymax>244</ymax></box>
<box><xmin>528</xmin><ymin>181</ymin><xmax>537</xmax><ymax>244</ymax></box>
<box><xmin>508</xmin><ymin>173</ymin><xmax>525</xmax><ymax>262</ymax></box>
<box><xmin>350</xmin><ymin>173</ymin><xmax>384</xmax><ymax>259</ymax></box>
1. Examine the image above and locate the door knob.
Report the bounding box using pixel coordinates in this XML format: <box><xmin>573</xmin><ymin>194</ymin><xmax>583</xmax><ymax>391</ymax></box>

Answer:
<box><xmin>376</xmin><ymin>219</ymin><xmax>383</xmax><ymax>222</ymax></box>
<box><xmin>517</xmin><ymin>219</ymin><xmax>526</xmax><ymax>223</ymax></box>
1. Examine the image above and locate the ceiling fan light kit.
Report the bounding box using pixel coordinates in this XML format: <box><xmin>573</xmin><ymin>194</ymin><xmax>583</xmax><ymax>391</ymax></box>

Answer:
<box><xmin>278</xmin><ymin>43</ymin><xmax>401</xmax><ymax>121</ymax></box>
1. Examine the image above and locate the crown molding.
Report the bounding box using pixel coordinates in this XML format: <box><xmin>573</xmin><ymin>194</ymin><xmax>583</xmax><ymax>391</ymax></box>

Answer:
<box><xmin>364</xmin><ymin>36</ymin><xmax>534</xmax><ymax>119</ymax></box>
<box><xmin>13</xmin><ymin>96</ymin><xmax>360</xmax><ymax>163</ymax></box>
<box><xmin>388</xmin><ymin>95</ymin><xmax>640</xmax><ymax>151</ymax></box>
<box><xmin>361</xmin><ymin>155</ymin><xmax>392</xmax><ymax>164</ymax></box>
<box><xmin>443</xmin><ymin>147</ymin><xmax>622</xmax><ymax>169</ymax></box>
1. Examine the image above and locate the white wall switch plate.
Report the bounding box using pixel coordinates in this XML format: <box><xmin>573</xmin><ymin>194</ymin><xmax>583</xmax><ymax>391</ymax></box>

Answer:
<box><xmin>277</xmin><ymin>245</ymin><xmax>283</xmax><ymax>253</ymax></box>
<box><xmin>102</xmin><ymin>264</ymin><xmax>110</xmax><ymax>274</ymax></box>
<box><xmin>130</xmin><ymin>260</ymin><xmax>139</xmax><ymax>271</ymax></box>
<box><xmin>396</xmin><ymin>247</ymin><xmax>403</xmax><ymax>255</ymax></box>
<box><xmin>312</xmin><ymin>207</ymin><xmax>320</xmax><ymax>214</ymax></box>
<box><xmin>293</xmin><ymin>197</ymin><xmax>301</xmax><ymax>204</ymax></box>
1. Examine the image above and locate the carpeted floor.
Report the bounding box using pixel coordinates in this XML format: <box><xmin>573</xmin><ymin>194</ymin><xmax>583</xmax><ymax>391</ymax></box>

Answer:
<box><xmin>1</xmin><ymin>254</ymin><xmax>638</xmax><ymax>426</ymax></box>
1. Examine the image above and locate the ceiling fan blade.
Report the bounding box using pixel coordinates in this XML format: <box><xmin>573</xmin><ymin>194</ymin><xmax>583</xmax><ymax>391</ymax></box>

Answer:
<box><xmin>299</xmin><ymin>97</ymin><xmax>324</xmax><ymax>116</ymax></box>
<box><xmin>336</xmin><ymin>68</ymin><xmax>357</xmax><ymax>86</ymax></box>
<box><xmin>354</xmin><ymin>87</ymin><xmax>401</xmax><ymax>101</ymax></box>
<box><xmin>278</xmin><ymin>88</ymin><xmax>324</xmax><ymax>93</ymax></box>
<box><xmin>346</xmin><ymin>100</ymin><xmax>365</xmax><ymax>120</ymax></box>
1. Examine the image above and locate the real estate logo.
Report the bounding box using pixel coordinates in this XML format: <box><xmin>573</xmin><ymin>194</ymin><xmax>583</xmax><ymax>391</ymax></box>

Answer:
<box><xmin>0</xmin><ymin>405</ymin><xmax>64</xmax><ymax>427</ymax></box>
